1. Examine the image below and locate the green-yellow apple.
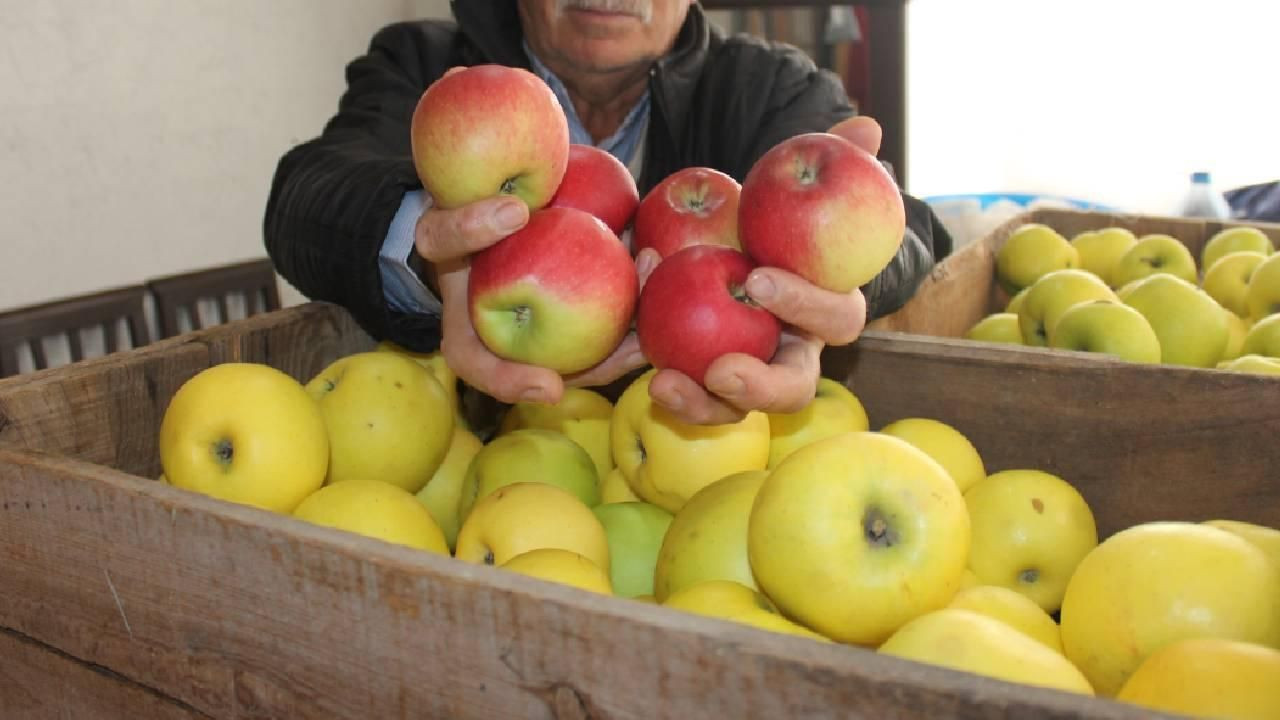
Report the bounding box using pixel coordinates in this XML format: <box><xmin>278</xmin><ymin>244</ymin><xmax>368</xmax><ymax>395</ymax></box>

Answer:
<box><xmin>1048</xmin><ymin>300</ymin><xmax>1162</xmax><ymax>364</ymax></box>
<box><xmin>457</xmin><ymin>427</ymin><xmax>600</xmax><ymax>524</ymax></box>
<box><xmin>663</xmin><ymin>580</ymin><xmax>829</xmax><ymax>642</ymax></box>
<box><xmin>1245</xmin><ymin>252</ymin><xmax>1280</xmax><ymax>322</ymax></box>
<box><xmin>1202</xmin><ymin>520</ymin><xmax>1280</xmax><ymax>577</ymax></box>
<box><xmin>306</xmin><ymin>351</ymin><xmax>453</xmax><ymax>493</ymax></box>
<box><xmin>375</xmin><ymin>341</ymin><xmax>459</xmax><ymax>419</ymax></box>
<box><xmin>965</xmin><ymin>469</ymin><xmax>1098</xmax><ymax>613</ymax></box>
<box><xmin>652</xmin><ymin>469</ymin><xmax>768</xmax><ymax>602</ymax></box>
<box><xmin>501</xmin><ymin>548</ymin><xmax>613</xmax><ymax>595</ymax></box>
<box><xmin>739</xmin><ymin>132</ymin><xmax>906</xmax><ymax>294</ymax></box>
<box><xmin>469</xmin><ymin>206</ymin><xmax>638</xmax><ymax>375</ymax></box>
<box><xmin>410</xmin><ymin>64</ymin><xmax>568</xmax><ymax>210</ymax></box>
<box><xmin>159</xmin><ymin>363</ymin><xmax>328</xmax><ymax>514</ymax></box>
<box><xmin>879</xmin><ymin>609</ymin><xmax>1093</xmax><ymax>695</ymax></box>
<box><xmin>964</xmin><ymin>313</ymin><xmax>1023</xmax><ymax>345</ymax></box>
<box><xmin>1059</xmin><ymin>522</ymin><xmax>1280</xmax><ymax>696</ymax></box>
<box><xmin>454</xmin><ymin>482</ymin><xmax>610</xmax><ymax>570</ymax></box>
<box><xmin>632</xmin><ymin>166</ymin><xmax>741</xmax><ymax>258</ymax></box>
<box><xmin>1241</xmin><ymin>313</ymin><xmax>1280</xmax><ymax>358</ymax></box>
<box><xmin>499</xmin><ymin>387</ymin><xmax>614</xmax><ymax>481</ymax></box>
<box><xmin>1112</xmin><ymin>234</ymin><xmax>1197</xmax><ymax>287</ymax></box>
<box><xmin>599</xmin><ymin>467</ymin><xmax>641</xmax><ymax>504</ymax></box>
<box><xmin>1071</xmin><ymin>227</ymin><xmax>1137</xmax><ymax>287</ymax></box>
<box><xmin>749</xmin><ymin>432</ymin><xmax>969</xmax><ymax>645</ymax></box>
<box><xmin>1217</xmin><ymin>354</ymin><xmax>1280</xmax><ymax>376</ymax></box>
<box><xmin>1221</xmin><ymin>310</ymin><xmax>1250</xmax><ymax>362</ymax></box>
<box><xmin>766</xmin><ymin>377</ymin><xmax>869</xmax><ymax>469</ymax></box>
<box><xmin>1202</xmin><ymin>251</ymin><xmax>1266</xmax><ymax>318</ymax></box>
<box><xmin>947</xmin><ymin>584</ymin><xmax>1063</xmax><ymax>655</ymax></box>
<box><xmin>995</xmin><ymin>223</ymin><xmax>1078</xmax><ymax>295</ymax></box>
<box><xmin>1123</xmin><ymin>274</ymin><xmax>1230</xmax><ymax>367</ymax></box>
<box><xmin>1201</xmin><ymin>226</ymin><xmax>1274</xmax><ymax>272</ymax></box>
<box><xmin>293</xmin><ymin>478</ymin><xmax>448</xmax><ymax>555</ymax></box>
<box><xmin>1017</xmin><ymin>269</ymin><xmax>1118</xmax><ymax>346</ymax></box>
<box><xmin>547</xmin><ymin>143</ymin><xmax>639</xmax><ymax>236</ymax></box>
<box><xmin>592</xmin><ymin>501</ymin><xmax>674</xmax><ymax>598</ymax></box>
<box><xmin>415</xmin><ymin>425</ymin><xmax>483</xmax><ymax>552</ymax></box>
<box><xmin>879</xmin><ymin>417</ymin><xmax>986</xmax><ymax>494</ymax></box>
<box><xmin>1004</xmin><ymin>286</ymin><xmax>1030</xmax><ymax>315</ymax></box>
<box><xmin>611</xmin><ymin>369</ymin><xmax>770</xmax><ymax>513</ymax></box>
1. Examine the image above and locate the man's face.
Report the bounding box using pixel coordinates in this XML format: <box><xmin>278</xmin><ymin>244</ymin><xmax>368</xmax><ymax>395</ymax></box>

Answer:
<box><xmin>519</xmin><ymin>0</ymin><xmax>693</xmax><ymax>74</ymax></box>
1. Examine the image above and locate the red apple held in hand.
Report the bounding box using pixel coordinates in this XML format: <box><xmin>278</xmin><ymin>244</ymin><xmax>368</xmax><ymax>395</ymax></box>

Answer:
<box><xmin>739</xmin><ymin>132</ymin><xmax>905</xmax><ymax>294</ymax></box>
<box><xmin>548</xmin><ymin>144</ymin><xmax>640</xmax><ymax>236</ymax></box>
<box><xmin>633</xmin><ymin>167</ymin><xmax>742</xmax><ymax>259</ymax></box>
<box><xmin>411</xmin><ymin>64</ymin><xmax>569</xmax><ymax>210</ymax></box>
<box><xmin>636</xmin><ymin>245</ymin><xmax>781</xmax><ymax>386</ymax></box>
<box><xmin>468</xmin><ymin>207</ymin><xmax>638</xmax><ymax>375</ymax></box>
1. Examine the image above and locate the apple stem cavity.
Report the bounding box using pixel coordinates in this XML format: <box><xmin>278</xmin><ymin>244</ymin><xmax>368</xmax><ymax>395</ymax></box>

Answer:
<box><xmin>863</xmin><ymin>507</ymin><xmax>899</xmax><ymax>548</ymax></box>
<box><xmin>483</xmin><ymin>549</ymin><xmax>495</xmax><ymax>566</ymax></box>
<box><xmin>512</xmin><ymin>305</ymin><xmax>532</xmax><ymax>328</ymax></box>
<box><xmin>499</xmin><ymin>177</ymin><xmax>518</xmax><ymax>196</ymax></box>
<box><xmin>211</xmin><ymin>438</ymin><xmax>233</xmax><ymax>466</ymax></box>
<box><xmin>1019</xmin><ymin>568</ymin><xmax>1040</xmax><ymax>585</ymax></box>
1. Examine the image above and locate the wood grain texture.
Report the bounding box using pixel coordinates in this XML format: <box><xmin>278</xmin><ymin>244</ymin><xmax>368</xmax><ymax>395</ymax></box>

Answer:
<box><xmin>0</xmin><ymin>447</ymin><xmax>1164</xmax><ymax>720</ymax></box>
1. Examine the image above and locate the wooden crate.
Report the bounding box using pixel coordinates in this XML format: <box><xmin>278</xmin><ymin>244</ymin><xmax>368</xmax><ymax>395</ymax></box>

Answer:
<box><xmin>870</xmin><ymin>207</ymin><xmax>1280</xmax><ymax>339</ymax></box>
<box><xmin>5</xmin><ymin>302</ymin><xmax>1278</xmax><ymax>719</ymax></box>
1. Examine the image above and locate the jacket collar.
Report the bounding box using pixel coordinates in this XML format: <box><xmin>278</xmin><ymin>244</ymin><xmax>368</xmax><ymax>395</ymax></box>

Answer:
<box><xmin>449</xmin><ymin>1</ymin><xmax>711</xmax><ymax>143</ymax></box>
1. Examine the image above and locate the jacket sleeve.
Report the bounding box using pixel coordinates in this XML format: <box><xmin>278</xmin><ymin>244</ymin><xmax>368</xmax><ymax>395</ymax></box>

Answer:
<box><xmin>263</xmin><ymin>22</ymin><xmax>457</xmax><ymax>352</ymax></box>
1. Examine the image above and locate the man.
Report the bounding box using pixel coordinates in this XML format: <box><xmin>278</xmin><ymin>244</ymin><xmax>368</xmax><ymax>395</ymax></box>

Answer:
<box><xmin>264</xmin><ymin>0</ymin><xmax>949</xmax><ymax>425</ymax></box>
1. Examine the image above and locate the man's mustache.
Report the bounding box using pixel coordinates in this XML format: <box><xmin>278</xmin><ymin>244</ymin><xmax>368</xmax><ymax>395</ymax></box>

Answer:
<box><xmin>556</xmin><ymin>0</ymin><xmax>654</xmax><ymax>22</ymax></box>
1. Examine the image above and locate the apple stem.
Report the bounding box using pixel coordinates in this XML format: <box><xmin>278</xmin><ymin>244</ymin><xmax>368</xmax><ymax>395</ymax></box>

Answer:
<box><xmin>483</xmin><ymin>549</ymin><xmax>495</xmax><ymax>566</ymax></box>
<box><xmin>863</xmin><ymin>508</ymin><xmax>899</xmax><ymax>548</ymax></box>
<box><xmin>211</xmin><ymin>438</ymin><xmax>233</xmax><ymax>466</ymax></box>
<box><xmin>513</xmin><ymin>305</ymin><xmax>532</xmax><ymax>327</ymax></box>
<box><xmin>500</xmin><ymin>178</ymin><xmax>517</xmax><ymax>195</ymax></box>
<box><xmin>729</xmin><ymin>283</ymin><xmax>762</xmax><ymax>308</ymax></box>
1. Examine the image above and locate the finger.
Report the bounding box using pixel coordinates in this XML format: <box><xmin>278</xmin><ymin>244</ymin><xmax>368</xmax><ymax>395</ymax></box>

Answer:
<box><xmin>745</xmin><ymin>267</ymin><xmax>867</xmax><ymax>345</ymax></box>
<box><xmin>703</xmin><ymin>334</ymin><xmax>822</xmax><ymax>414</ymax></box>
<box><xmin>828</xmin><ymin>116</ymin><xmax>883</xmax><ymax>156</ymax></box>
<box><xmin>442</xmin><ymin>66</ymin><xmax>467</xmax><ymax>78</ymax></box>
<box><xmin>634</xmin><ymin>247</ymin><xmax>661</xmax><ymax>290</ymax></box>
<box><xmin>647</xmin><ymin>368</ymin><xmax>749</xmax><ymax>426</ymax></box>
<box><xmin>566</xmin><ymin>333</ymin><xmax>648</xmax><ymax>388</ymax></box>
<box><xmin>415</xmin><ymin>196</ymin><xmax>529</xmax><ymax>264</ymax></box>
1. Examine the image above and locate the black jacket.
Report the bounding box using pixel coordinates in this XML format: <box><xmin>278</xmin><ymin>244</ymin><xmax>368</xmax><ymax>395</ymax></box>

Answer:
<box><xmin>264</xmin><ymin>0</ymin><xmax>951</xmax><ymax>353</ymax></box>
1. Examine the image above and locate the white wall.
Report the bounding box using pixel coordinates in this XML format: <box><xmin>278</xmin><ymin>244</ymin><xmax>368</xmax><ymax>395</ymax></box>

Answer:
<box><xmin>905</xmin><ymin>0</ymin><xmax>1280</xmax><ymax>214</ymax></box>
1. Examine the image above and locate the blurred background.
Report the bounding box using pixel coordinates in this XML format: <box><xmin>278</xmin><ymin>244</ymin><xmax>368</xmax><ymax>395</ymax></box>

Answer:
<box><xmin>1</xmin><ymin>0</ymin><xmax>1276</xmax><ymax>320</ymax></box>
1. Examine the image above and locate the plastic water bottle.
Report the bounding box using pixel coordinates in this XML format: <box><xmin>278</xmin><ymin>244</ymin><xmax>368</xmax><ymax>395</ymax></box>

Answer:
<box><xmin>1179</xmin><ymin>171</ymin><xmax>1232</xmax><ymax>219</ymax></box>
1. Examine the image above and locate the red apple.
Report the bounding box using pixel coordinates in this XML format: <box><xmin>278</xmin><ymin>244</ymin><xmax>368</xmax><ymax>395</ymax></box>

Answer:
<box><xmin>636</xmin><ymin>245</ymin><xmax>781</xmax><ymax>386</ymax></box>
<box><xmin>468</xmin><ymin>207</ymin><xmax>638</xmax><ymax>375</ymax></box>
<box><xmin>548</xmin><ymin>144</ymin><xmax>639</xmax><ymax>236</ymax></box>
<box><xmin>411</xmin><ymin>65</ymin><xmax>569</xmax><ymax>210</ymax></box>
<box><xmin>739</xmin><ymin>132</ymin><xmax>905</xmax><ymax>294</ymax></box>
<box><xmin>632</xmin><ymin>167</ymin><xmax>742</xmax><ymax>259</ymax></box>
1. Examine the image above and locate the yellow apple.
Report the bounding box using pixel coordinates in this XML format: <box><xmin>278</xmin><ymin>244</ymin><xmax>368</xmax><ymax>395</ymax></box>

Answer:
<box><xmin>1060</xmin><ymin>522</ymin><xmax>1280</xmax><ymax>697</ymax></box>
<box><xmin>1048</xmin><ymin>300</ymin><xmax>1162</xmax><ymax>364</ymax></box>
<box><xmin>592</xmin><ymin>501</ymin><xmax>673</xmax><ymax>598</ymax></box>
<box><xmin>1201</xmin><ymin>225</ymin><xmax>1274</xmax><ymax>272</ymax></box>
<box><xmin>947</xmin><ymin>585</ymin><xmax>1063</xmax><ymax>655</ymax></box>
<box><xmin>1003</xmin><ymin>286</ymin><xmax>1030</xmax><ymax>315</ymax></box>
<box><xmin>454</xmin><ymin>482</ymin><xmax>610</xmax><ymax>570</ymax></box>
<box><xmin>375</xmin><ymin>340</ymin><xmax>459</xmax><ymax>415</ymax></box>
<box><xmin>1203</xmin><ymin>519</ymin><xmax>1280</xmax><ymax>572</ymax></box>
<box><xmin>652</xmin><ymin>469</ymin><xmax>768</xmax><ymax>602</ymax></box>
<box><xmin>1017</xmin><ymin>269</ymin><xmax>1118</xmax><ymax>346</ymax></box>
<box><xmin>306</xmin><ymin>352</ymin><xmax>453</xmax><ymax>493</ymax></box>
<box><xmin>1202</xmin><ymin>251</ymin><xmax>1267</xmax><ymax>318</ymax></box>
<box><xmin>456</xmin><ymin>427</ymin><xmax>600</xmax><ymax>524</ymax></box>
<box><xmin>500</xmin><ymin>548</ymin><xmax>613</xmax><ymax>595</ymax></box>
<box><xmin>749</xmin><ymin>432</ymin><xmax>969</xmax><ymax>646</ymax></box>
<box><xmin>1112</xmin><ymin>234</ymin><xmax>1198</xmax><ymax>287</ymax></box>
<box><xmin>662</xmin><ymin>580</ymin><xmax>829</xmax><ymax>642</ymax></box>
<box><xmin>1222</xmin><ymin>309</ymin><xmax>1251</xmax><ymax>362</ymax></box>
<box><xmin>159</xmin><ymin>363</ymin><xmax>328</xmax><ymax>513</ymax></box>
<box><xmin>958</xmin><ymin>569</ymin><xmax>982</xmax><ymax>592</ymax></box>
<box><xmin>1123</xmin><ymin>274</ymin><xmax>1230</xmax><ymax>367</ymax></box>
<box><xmin>1245</xmin><ymin>252</ymin><xmax>1280</xmax><ymax>322</ymax></box>
<box><xmin>766</xmin><ymin>377</ymin><xmax>869</xmax><ymax>469</ymax></box>
<box><xmin>878</xmin><ymin>417</ymin><xmax>986</xmax><ymax>493</ymax></box>
<box><xmin>964</xmin><ymin>469</ymin><xmax>1097</xmax><ymax>614</ymax></box>
<box><xmin>963</xmin><ymin>313</ymin><xmax>1023</xmax><ymax>345</ymax></box>
<box><xmin>995</xmin><ymin>223</ymin><xmax>1078</xmax><ymax>295</ymax></box>
<box><xmin>498</xmin><ymin>387</ymin><xmax>614</xmax><ymax>481</ymax></box>
<box><xmin>878</xmin><ymin>609</ymin><xmax>1093</xmax><ymax>695</ymax></box>
<box><xmin>1241</xmin><ymin>313</ymin><xmax>1280</xmax><ymax>358</ymax></box>
<box><xmin>415</xmin><ymin>425</ymin><xmax>483</xmax><ymax>551</ymax></box>
<box><xmin>1218</xmin><ymin>354</ymin><xmax>1280</xmax><ymax>376</ymax></box>
<box><xmin>1071</xmin><ymin>227</ymin><xmax>1137</xmax><ymax>287</ymax></box>
<box><xmin>293</xmin><ymin>478</ymin><xmax>448</xmax><ymax>554</ymax></box>
<box><xmin>599</xmin><ymin>467</ymin><xmax>641</xmax><ymax>503</ymax></box>
<box><xmin>1117</xmin><ymin>637</ymin><xmax>1280</xmax><ymax>719</ymax></box>
<box><xmin>611</xmin><ymin>369</ymin><xmax>770</xmax><ymax>513</ymax></box>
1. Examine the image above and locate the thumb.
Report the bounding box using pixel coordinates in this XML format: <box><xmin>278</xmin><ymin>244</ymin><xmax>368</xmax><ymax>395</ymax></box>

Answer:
<box><xmin>828</xmin><ymin>116</ymin><xmax>882</xmax><ymax>157</ymax></box>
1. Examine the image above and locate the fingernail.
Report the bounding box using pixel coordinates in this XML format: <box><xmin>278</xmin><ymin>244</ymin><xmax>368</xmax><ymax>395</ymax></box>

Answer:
<box><xmin>747</xmin><ymin>273</ymin><xmax>775</xmax><ymax>302</ymax></box>
<box><xmin>708</xmin><ymin>374</ymin><xmax>745</xmax><ymax>398</ymax></box>
<box><xmin>518</xmin><ymin>388</ymin><xmax>547</xmax><ymax>404</ymax></box>
<box><xmin>626</xmin><ymin>351</ymin><xmax>647</xmax><ymax>367</ymax></box>
<box><xmin>635</xmin><ymin>250</ymin><xmax>657</xmax><ymax>277</ymax></box>
<box><xmin>493</xmin><ymin>202</ymin><xmax>527</xmax><ymax>234</ymax></box>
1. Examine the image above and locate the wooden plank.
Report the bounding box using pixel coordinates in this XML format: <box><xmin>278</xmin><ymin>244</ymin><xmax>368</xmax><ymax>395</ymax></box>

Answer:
<box><xmin>835</xmin><ymin>332</ymin><xmax>1280</xmax><ymax>537</ymax></box>
<box><xmin>0</xmin><ymin>628</ymin><xmax>207</xmax><ymax>720</ymax></box>
<box><xmin>0</xmin><ymin>447</ymin><xmax>1162</xmax><ymax>720</ymax></box>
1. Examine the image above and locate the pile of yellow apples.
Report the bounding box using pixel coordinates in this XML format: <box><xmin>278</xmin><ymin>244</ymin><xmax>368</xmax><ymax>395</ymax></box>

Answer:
<box><xmin>967</xmin><ymin>223</ymin><xmax>1280</xmax><ymax>374</ymax></box>
<box><xmin>156</xmin><ymin>343</ymin><xmax>1280</xmax><ymax>718</ymax></box>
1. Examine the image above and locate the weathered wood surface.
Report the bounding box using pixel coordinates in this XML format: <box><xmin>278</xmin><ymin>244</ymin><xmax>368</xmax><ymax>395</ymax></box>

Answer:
<box><xmin>837</xmin><ymin>331</ymin><xmax>1280</xmax><ymax>537</ymax></box>
<box><xmin>0</xmin><ymin>447</ymin><xmax>1164</xmax><ymax>720</ymax></box>
<box><xmin>870</xmin><ymin>207</ymin><xmax>1280</xmax><ymax>338</ymax></box>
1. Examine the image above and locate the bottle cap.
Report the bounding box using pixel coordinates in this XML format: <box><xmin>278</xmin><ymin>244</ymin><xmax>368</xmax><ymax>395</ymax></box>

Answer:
<box><xmin>1191</xmin><ymin>171</ymin><xmax>1211</xmax><ymax>184</ymax></box>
